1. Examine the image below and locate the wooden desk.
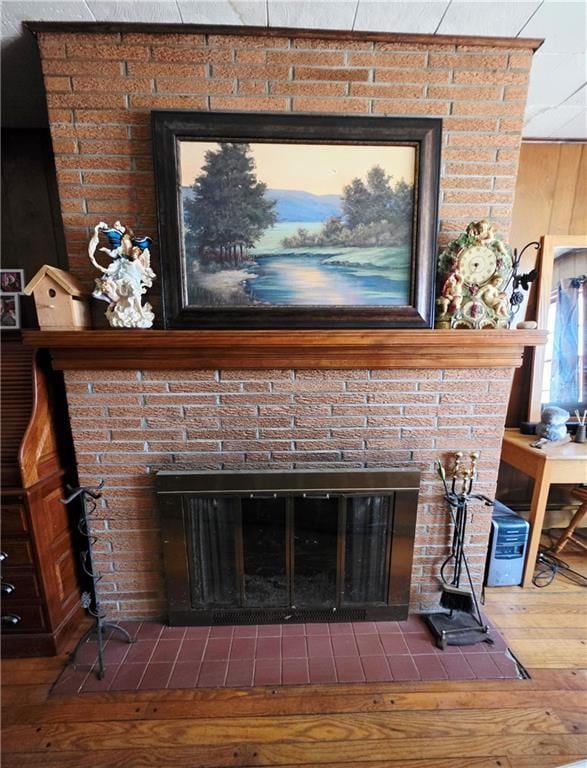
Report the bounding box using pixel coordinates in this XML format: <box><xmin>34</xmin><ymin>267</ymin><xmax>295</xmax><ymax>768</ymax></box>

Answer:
<box><xmin>501</xmin><ymin>429</ymin><xmax>587</xmax><ymax>587</ymax></box>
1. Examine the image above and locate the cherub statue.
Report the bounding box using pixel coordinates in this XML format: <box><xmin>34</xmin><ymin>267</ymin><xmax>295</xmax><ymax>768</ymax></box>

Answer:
<box><xmin>437</xmin><ymin>270</ymin><xmax>464</xmax><ymax>317</ymax></box>
<box><xmin>477</xmin><ymin>275</ymin><xmax>510</xmax><ymax>319</ymax></box>
<box><xmin>89</xmin><ymin>221</ymin><xmax>156</xmax><ymax>328</ymax></box>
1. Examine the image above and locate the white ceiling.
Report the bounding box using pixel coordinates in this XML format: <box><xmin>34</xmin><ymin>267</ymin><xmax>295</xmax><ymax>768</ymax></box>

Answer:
<box><xmin>1</xmin><ymin>0</ymin><xmax>586</xmax><ymax>138</ymax></box>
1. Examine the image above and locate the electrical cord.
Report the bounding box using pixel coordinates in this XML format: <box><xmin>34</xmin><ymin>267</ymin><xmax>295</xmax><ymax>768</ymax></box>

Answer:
<box><xmin>532</xmin><ymin>546</ymin><xmax>587</xmax><ymax>588</ymax></box>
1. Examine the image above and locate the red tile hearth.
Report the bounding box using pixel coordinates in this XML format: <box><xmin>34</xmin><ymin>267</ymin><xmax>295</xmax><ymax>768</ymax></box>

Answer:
<box><xmin>51</xmin><ymin>616</ymin><xmax>522</xmax><ymax>696</ymax></box>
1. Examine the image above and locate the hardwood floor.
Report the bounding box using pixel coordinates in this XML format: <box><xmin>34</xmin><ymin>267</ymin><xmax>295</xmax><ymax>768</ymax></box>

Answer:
<box><xmin>2</xmin><ymin>547</ymin><xmax>585</xmax><ymax>768</ymax></box>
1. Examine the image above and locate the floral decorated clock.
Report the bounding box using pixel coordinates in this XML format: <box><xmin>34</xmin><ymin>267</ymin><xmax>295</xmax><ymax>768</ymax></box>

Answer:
<box><xmin>435</xmin><ymin>220</ymin><xmax>513</xmax><ymax>329</ymax></box>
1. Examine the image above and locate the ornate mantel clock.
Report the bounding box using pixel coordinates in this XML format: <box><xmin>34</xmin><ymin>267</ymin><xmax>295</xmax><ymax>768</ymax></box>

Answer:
<box><xmin>435</xmin><ymin>220</ymin><xmax>513</xmax><ymax>329</ymax></box>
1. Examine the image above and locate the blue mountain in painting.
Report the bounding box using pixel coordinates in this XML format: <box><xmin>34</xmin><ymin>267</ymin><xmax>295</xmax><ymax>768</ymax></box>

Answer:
<box><xmin>265</xmin><ymin>189</ymin><xmax>342</xmax><ymax>222</ymax></box>
<box><xmin>182</xmin><ymin>187</ymin><xmax>341</xmax><ymax>223</ymax></box>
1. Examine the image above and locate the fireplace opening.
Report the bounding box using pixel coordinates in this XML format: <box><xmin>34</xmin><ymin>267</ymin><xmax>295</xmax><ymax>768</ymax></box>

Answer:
<box><xmin>157</xmin><ymin>469</ymin><xmax>420</xmax><ymax>625</ymax></box>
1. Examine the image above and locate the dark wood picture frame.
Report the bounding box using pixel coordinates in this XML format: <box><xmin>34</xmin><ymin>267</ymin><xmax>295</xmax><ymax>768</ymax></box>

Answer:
<box><xmin>152</xmin><ymin>111</ymin><xmax>441</xmax><ymax>329</ymax></box>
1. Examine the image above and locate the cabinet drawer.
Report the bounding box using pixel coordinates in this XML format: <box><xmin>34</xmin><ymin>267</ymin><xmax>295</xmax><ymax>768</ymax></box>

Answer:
<box><xmin>1</xmin><ymin>604</ymin><xmax>46</xmax><ymax>632</ymax></box>
<box><xmin>1</xmin><ymin>569</ymin><xmax>41</xmax><ymax>601</ymax></box>
<box><xmin>0</xmin><ymin>538</ymin><xmax>34</xmax><ymax>567</ymax></box>
<box><xmin>1</xmin><ymin>503</ymin><xmax>28</xmax><ymax>534</ymax></box>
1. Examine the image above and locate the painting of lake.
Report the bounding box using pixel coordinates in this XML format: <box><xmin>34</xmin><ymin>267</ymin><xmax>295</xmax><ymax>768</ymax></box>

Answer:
<box><xmin>179</xmin><ymin>140</ymin><xmax>416</xmax><ymax>307</ymax></box>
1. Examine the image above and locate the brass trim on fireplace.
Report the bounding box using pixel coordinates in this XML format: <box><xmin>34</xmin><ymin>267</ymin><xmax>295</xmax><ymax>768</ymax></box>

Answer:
<box><xmin>157</xmin><ymin>469</ymin><xmax>420</xmax><ymax>626</ymax></box>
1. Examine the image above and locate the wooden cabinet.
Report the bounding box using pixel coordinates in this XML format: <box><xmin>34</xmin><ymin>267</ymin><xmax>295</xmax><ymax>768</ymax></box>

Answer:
<box><xmin>1</xmin><ymin>334</ymin><xmax>83</xmax><ymax>656</ymax></box>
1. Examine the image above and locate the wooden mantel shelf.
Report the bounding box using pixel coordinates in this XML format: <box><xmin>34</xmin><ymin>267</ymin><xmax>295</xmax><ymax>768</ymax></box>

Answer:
<box><xmin>23</xmin><ymin>329</ymin><xmax>546</xmax><ymax>370</ymax></box>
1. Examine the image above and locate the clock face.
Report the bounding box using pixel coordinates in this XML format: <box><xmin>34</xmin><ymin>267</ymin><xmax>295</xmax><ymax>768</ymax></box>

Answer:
<box><xmin>458</xmin><ymin>245</ymin><xmax>497</xmax><ymax>286</ymax></box>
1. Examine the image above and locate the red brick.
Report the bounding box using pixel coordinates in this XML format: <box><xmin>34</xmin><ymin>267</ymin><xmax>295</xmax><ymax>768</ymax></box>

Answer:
<box><xmin>235</xmin><ymin>50</ymin><xmax>267</xmax><ymax>64</ymax></box>
<box><xmin>210</xmin><ymin>96</ymin><xmax>289</xmax><ymax>112</ymax></box>
<box><xmin>208</xmin><ymin>34</ymin><xmax>289</xmax><ymax>49</ymax></box>
<box><xmin>445</xmin><ymin>162</ymin><xmax>517</xmax><ymax>177</ymax></box>
<box><xmin>155</xmin><ymin>77</ymin><xmax>234</xmax><ymax>95</ymax></box>
<box><xmin>293</xmin><ymin>97</ymin><xmax>369</xmax><ymax>114</ymax></box>
<box><xmin>238</xmin><ymin>81</ymin><xmax>269</xmax><ymax>96</ymax></box>
<box><xmin>44</xmin><ymin>60</ymin><xmax>123</xmax><ymax>76</ymax></box>
<box><xmin>372</xmin><ymin>100</ymin><xmax>449</xmax><ymax>116</ymax></box>
<box><xmin>444</xmin><ymin>190</ymin><xmax>512</xmax><ymax>205</ymax></box>
<box><xmin>67</xmin><ymin>43</ymin><xmax>150</xmax><ymax>61</ymax></box>
<box><xmin>499</xmin><ymin>117</ymin><xmax>524</xmax><ymax>133</ymax></box>
<box><xmin>503</xmin><ymin>86</ymin><xmax>529</xmax><ymax>101</ymax></box>
<box><xmin>294</xmin><ymin>66</ymin><xmax>370</xmax><ymax>82</ymax></box>
<box><xmin>47</xmin><ymin>108</ymin><xmax>74</xmax><ymax>123</ymax></box>
<box><xmin>509</xmin><ymin>52</ymin><xmax>533</xmax><ymax>70</ymax></box>
<box><xmin>429</xmin><ymin>53</ymin><xmax>508</xmax><ymax>70</ymax></box>
<box><xmin>293</xmin><ymin>38</ymin><xmax>372</xmax><ymax>51</ymax></box>
<box><xmin>428</xmin><ymin>85</ymin><xmax>502</xmax><ymax>101</ymax></box>
<box><xmin>443</xmin><ymin>117</ymin><xmax>499</xmax><ymax>132</ymax></box>
<box><xmin>55</xmin><ymin>156</ymin><xmax>132</xmax><ymax>171</ymax></box>
<box><xmin>443</xmin><ymin>148</ymin><xmax>497</xmax><ymax>163</ymax></box>
<box><xmin>45</xmin><ymin>76</ymin><xmax>72</xmax><ymax>92</ymax></box>
<box><xmin>37</xmin><ymin>40</ymin><xmax>66</xmax><ymax>59</ymax></box>
<box><xmin>350</xmin><ymin>52</ymin><xmax>426</xmax><ymax>68</ymax></box>
<box><xmin>268</xmin><ymin>51</ymin><xmax>345</xmax><ymax>66</ymax></box>
<box><xmin>351</xmin><ymin>83</ymin><xmax>424</xmax><ymax>98</ymax></box>
<box><xmin>453</xmin><ymin>70</ymin><xmax>529</xmax><ymax>86</ymax></box>
<box><xmin>51</xmin><ymin>138</ymin><xmax>78</xmax><ymax>154</ymax></box>
<box><xmin>442</xmin><ymin>176</ymin><xmax>493</xmax><ymax>190</ymax></box>
<box><xmin>450</xmin><ymin>100</ymin><xmax>525</xmax><ymax>117</ymax></box>
<box><xmin>270</xmin><ymin>82</ymin><xmax>345</xmax><ymax>97</ymax></box>
<box><xmin>212</xmin><ymin>64</ymin><xmax>291</xmax><ymax>80</ymax></box>
<box><xmin>72</xmin><ymin>77</ymin><xmax>152</xmax><ymax>93</ymax></box>
<box><xmin>128</xmin><ymin>62</ymin><xmax>207</xmax><ymax>77</ymax></box>
<box><xmin>75</xmin><ymin>110</ymin><xmax>147</xmax><ymax>125</ymax></box>
<box><xmin>152</xmin><ymin>47</ymin><xmax>232</xmax><ymax>63</ymax></box>
<box><xmin>130</xmin><ymin>95</ymin><xmax>208</xmax><ymax>110</ymax></box>
<box><xmin>375</xmin><ymin>69</ymin><xmax>449</xmax><ymax>84</ymax></box>
<box><xmin>123</xmin><ymin>32</ymin><xmax>206</xmax><ymax>46</ymax></box>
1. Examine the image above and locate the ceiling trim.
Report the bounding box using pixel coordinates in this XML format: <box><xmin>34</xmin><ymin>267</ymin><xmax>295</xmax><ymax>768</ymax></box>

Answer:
<box><xmin>24</xmin><ymin>21</ymin><xmax>544</xmax><ymax>52</ymax></box>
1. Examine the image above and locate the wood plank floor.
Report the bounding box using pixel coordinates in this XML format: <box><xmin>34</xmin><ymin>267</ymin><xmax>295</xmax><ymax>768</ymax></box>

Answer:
<box><xmin>2</xmin><ymin>547</ymin><xmax>586</xmax><ymax>768</ymax></box>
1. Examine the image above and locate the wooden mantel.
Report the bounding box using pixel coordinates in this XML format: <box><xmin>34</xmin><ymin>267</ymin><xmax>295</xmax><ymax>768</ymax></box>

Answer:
<box><xmin>23</xmin><ymin>329</ymin><xmax>546</xmax><ymax>370</ymax></box>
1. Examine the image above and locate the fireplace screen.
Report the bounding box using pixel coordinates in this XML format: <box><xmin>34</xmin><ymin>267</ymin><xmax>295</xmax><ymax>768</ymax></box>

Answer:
<box><xmin>157</xmin><ymin>470</ymin><xmax>420</xmax><ymax>625</ymax></box>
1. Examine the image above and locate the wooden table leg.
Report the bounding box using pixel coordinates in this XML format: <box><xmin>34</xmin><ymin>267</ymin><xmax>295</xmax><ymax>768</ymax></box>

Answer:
<box><xmin>522</xmin><ymin>463</ymin><xmax>551</xmax><ymax>587</ymax></box>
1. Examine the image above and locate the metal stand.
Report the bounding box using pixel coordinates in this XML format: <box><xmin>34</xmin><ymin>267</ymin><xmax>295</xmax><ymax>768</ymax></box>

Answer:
<box><xmin>423</xmin><ymin>455</ymin><xmax>493</xmax><ymax>649</ymax></box>
<box><xmin>61</xmin><ymin>482</ymin><xmax>134</xmax><ymax>679</ymax></box>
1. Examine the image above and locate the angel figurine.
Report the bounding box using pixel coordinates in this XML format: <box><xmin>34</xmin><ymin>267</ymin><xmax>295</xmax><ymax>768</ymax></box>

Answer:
<box><xmin>88</xmin><ymin>221</ymin><xmax>156</xmax><ymax>328</ymax></box>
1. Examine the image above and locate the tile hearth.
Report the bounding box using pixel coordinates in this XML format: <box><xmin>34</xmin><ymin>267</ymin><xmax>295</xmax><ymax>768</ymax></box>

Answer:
<box><xmin>52</xmin><ymin>616</ymin><xmax>523</xmax><ymax>696</ymax></box>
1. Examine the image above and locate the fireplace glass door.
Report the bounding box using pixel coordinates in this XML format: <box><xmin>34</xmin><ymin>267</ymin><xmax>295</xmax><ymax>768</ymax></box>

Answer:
<box><xmin>158</xmin><ymin>470</ymin><xmax>419</xmax><ymax>625</ymax></box>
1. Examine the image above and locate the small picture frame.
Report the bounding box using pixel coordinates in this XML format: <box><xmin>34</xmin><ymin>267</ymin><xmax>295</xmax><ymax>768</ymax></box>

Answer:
<box><xmin>0</xmin><ymin>294</ymin><xmax>21</xmax><ymax>329</ymax></box>
<box><xmin>0</xmin><ymin>269</ymin><xmax>25</xmax><ymax>295</ymax></box>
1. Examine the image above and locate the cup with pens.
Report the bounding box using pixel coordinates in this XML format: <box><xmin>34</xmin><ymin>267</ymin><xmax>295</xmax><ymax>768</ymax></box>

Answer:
<box><xmin>574</xmin><ymin>409</ymin><xmax>586</xmax><ymax>443</ymax></box>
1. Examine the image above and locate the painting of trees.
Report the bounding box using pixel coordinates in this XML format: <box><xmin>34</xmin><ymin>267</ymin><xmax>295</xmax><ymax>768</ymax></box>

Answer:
<box><xmin>184</xmin><ymin>143</ymin><xmax>277</xmax><ymax>268</ymax></box>
<box><xmin>282</xmin><ymin>164</ymin><xmax>414</xmax><ymax>249</ymax></box>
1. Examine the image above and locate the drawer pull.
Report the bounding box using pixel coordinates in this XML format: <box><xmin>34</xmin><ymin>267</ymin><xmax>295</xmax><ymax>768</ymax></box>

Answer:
<box><xmin>1</xmin><ymin>614</ymin><xmax>21</xmax><ymax>626</ymax></box>
<box><xmin>1</xmin><ymin>582</ymin><xmax>16</xmax><ymax>595</ymax></box>
<box><xmin>0</xmin><ymin>551</ymin><xmax>7</xmax><ymax>562</ymax></box>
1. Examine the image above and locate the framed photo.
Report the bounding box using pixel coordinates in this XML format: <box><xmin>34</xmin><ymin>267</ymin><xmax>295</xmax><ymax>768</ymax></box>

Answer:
<box><xmin>0</xmin><ymin>269</ymin><xmax>24</xmax><ymax>294</ymax></box>
<box><xmin>153</xmin><ymin>111</ymin><xmax>441</xmax><ymax>329</ymax></box>
<box><xmin>0</xmin><ymin>294</ymin><xmax>21</xmax><ymax>329</ymax></box>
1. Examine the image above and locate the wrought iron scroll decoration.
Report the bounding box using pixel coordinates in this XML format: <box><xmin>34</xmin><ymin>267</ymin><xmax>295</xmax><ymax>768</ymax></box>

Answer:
<box><xmin>505</xmin><ymin>240</ymin><xmax>540</xmax><ymax>319</ymax></box>
<box><xmin>61</xmin><ymin>482</ymin><xmax>135</xmax><ymax>680</ymax></box>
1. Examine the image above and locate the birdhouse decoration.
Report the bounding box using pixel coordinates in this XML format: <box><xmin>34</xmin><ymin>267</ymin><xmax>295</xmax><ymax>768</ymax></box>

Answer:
<box><xmin>23</xmin><ymin>266</ymin><xmax>91</xmax><ymax>330</ymax></box>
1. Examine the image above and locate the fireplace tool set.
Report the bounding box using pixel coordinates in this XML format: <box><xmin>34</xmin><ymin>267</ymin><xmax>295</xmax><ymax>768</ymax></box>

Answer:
<box><xmin>61</xmin><ymin>482</ymin><xmax>135</xmax><ymax>679</ymax></box>
<box><xmin>423</xmin><ymin>452</ymin><xmax>494</xmax><ymax>649</ymax></box>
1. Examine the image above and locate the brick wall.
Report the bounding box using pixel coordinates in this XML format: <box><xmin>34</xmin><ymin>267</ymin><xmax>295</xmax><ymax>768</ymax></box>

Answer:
<box><xmin>37</xmin><ymin>28</ymin><xmax>533</xmax><ymax>297</ymax></box>
<box><xmin>66</xmin><ymin>366</ymin><xmax>513</xmax><ymax>618</ymax></box>
<box><xmin>37</xmin><ymin>27</ymin><xmax>533</xmax><ymax>619</ymax></box>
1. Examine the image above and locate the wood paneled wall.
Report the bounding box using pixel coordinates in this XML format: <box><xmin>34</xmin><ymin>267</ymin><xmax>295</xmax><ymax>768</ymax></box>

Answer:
<box><xmin>507</xmin><ymin>141</ymin><xmax>587</xmax><ymax>428</ymax></box>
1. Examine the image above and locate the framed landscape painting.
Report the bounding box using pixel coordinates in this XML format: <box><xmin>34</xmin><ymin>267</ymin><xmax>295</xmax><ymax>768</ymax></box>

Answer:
<box><xmin>152</xmin><ymin>112</ymin><xmax>441</xmax><ymax>328</ymax></box>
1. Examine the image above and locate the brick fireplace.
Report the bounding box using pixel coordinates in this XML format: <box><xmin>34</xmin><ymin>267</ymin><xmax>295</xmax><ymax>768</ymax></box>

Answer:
<box><xmin>30</xmin><ymin>24</ymin><xmax>541</xmax><ymax>621</ymax></box>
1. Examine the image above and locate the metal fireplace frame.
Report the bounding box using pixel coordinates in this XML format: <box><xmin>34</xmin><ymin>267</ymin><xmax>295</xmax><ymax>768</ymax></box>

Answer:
<box><xmin>157</xmin><ymin>469</ymin><xmax>420</xmax><ymax>625</ymax></box>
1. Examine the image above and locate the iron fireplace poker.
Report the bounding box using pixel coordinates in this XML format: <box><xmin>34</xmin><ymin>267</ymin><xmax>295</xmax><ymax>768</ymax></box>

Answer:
<box><xmin>423</xmin><ymin>452</ymin><xmax>494</xmax><ymax>649</ymax></box>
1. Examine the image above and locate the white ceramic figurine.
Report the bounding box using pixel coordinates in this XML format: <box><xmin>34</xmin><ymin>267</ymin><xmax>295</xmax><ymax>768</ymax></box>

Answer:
<box><xmin>88</xmin><ymin>221</ymin><xmax>156</xmax><ymax>328</ymax></box>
